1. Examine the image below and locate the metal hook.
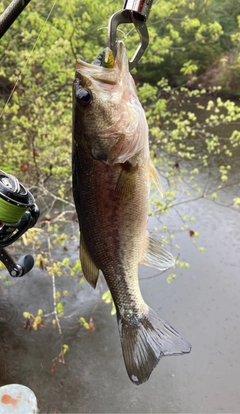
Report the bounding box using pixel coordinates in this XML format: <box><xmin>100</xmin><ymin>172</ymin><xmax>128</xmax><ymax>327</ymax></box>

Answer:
<box><xmin>108</xmin><ymin>0</ymin><xmax>154</xmax><ymax>70</ymax></box>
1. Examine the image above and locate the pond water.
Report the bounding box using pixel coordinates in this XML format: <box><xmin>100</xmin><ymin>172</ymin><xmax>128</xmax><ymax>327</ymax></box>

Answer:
<box><xmin>0</xmin><ymin>98</ymin><xmax>240</xmax><ymax>413</ymax></box>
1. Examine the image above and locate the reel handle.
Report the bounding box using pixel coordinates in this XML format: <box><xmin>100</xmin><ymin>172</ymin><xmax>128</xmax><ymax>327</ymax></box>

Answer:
<box><xmin>0</xmin><ymin>247</ymin><xmax>34</xmax><ymax>277</ymax></box>
<box><xmin>15</xmin><ymin>254</ymin><xmax>34</xmax><ymax>277</ymax></box>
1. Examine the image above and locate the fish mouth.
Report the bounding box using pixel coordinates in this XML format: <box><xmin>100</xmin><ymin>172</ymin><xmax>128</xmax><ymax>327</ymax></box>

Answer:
<box><xmin>76</xmin><ymin>41</ymin><xmax>128</xmax><ymax>85</ymax></box>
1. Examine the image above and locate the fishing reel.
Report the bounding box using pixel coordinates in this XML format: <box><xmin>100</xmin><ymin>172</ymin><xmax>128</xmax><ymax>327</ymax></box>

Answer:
<box><xmin>0</xmin><ymin>170</ymin><xmax>39</xmax><ymax>277</ymax></box>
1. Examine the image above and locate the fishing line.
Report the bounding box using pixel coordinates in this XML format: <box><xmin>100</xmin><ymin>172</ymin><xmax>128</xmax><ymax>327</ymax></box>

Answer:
<box><xmin>0</xmin><ymin>197</ymin><xmax>27</xmax><ymax>223</ymax></box>
<box><xmin>0</xmin><ymin>0</ymin><xmax>57</xmax><ymax>119</ymax></box>
<box><xmin>152</xmin><ymin>0</ymin><xmax>161</xmax><ymax>9</ymax></box>
<box><xmin>120</xmin><ymin>0</ymin><xmax>160</xmax><ymax>40</ymax></box>
<box><xmin>1</xmin><ymin>0</ymin><xmax>160</xmax><ymax>119</ymax></box>
<box><xmin>98</xmin><ymin>0</ymin><xmax>160</xmax><ymax>45</ymax></box>
<box><xmin>97</xmin><ymin>26</ymin><xmax>127</xmax><ymax>39</ymax></box>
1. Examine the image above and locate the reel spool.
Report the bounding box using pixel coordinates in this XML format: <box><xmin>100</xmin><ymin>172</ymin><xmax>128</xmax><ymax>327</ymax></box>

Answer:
<box><xmin>0</xmin><ymin>170</ymin><xmax>39</xmax><ymax>277</ymax></box>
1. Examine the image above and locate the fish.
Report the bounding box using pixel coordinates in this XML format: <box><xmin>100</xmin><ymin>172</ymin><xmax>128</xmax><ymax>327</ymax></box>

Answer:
<box><xmin>72</xmin><ymin>41</ymin><xmax>191</xmax><ymax>385</ymax></box>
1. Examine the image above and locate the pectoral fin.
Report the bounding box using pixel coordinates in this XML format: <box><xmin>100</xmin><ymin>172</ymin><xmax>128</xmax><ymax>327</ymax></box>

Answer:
<box><xmin>149</xmin><ymin>159</ymin><xmax>162</xmax><ymax>196</ymax></box>
<box><xmin>80</xmin><ymin>233</ymin><xmax>99</xmax><ymax>288</ymax></box>
<box><xmin>115</xmin><ymin>161</ymin><xmax>137</xmax><ymax>203</ymax></box>
<box><xmin>141</xmin><ymin>232</ymin><xmax>175</xmax><ymax>271</ymax></box>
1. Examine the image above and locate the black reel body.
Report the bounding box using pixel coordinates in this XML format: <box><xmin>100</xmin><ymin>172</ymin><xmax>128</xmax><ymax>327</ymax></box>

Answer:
<box><xmin>0</xmin><ymin>171</ymin><xmax>40</xmax><ymax>277</ymax></box>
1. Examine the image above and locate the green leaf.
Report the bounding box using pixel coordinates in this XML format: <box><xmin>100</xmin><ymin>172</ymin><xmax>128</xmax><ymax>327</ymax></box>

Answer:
<box><xmin>111</xmin><ymin>302</ymin><xmax>116</xmax><ymax>316</ymax></box>
<box><xmin>233</xmin><ymin>198</ymin><xmax>240</xmax><ymax>207</ymax></box>
<box><xmin>62</xmin><ymin>257</ymin><xmax>70</xmax><ymax>267</ymax></box>
<box><xmin>23</xmin><ymin>312</ymin><xmax>31</xmax><ymax>319</ymax></box>
<box><xmin>56</xmin><ymin>303</ymin><xmax>64</xmax><ymax>313</ymax></box>
<box><xmin>62</xmin><ymin>344</ymin><xmax>69</xmax><ymax>354</ymax></box>
<box><xmin>102</xmin><ymin>290</ymin><xmax>111</xmax><ymax>304</ymax></box>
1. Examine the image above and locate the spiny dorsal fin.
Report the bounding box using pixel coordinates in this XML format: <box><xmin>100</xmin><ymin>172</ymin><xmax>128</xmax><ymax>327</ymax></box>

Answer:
<box><xmin>140</xmin><ymin>231</ymin><xmax>175</xmax><ymax>271</ymax></box>
<box><xmin>149</xmin><ymin>159</ymin><xmax>162</xmax><ymax>196</ymax></box>
<box><xmin>80</xmin><ymin>233</ymin><xmax>99</xmax><ymax>288</ymax></box>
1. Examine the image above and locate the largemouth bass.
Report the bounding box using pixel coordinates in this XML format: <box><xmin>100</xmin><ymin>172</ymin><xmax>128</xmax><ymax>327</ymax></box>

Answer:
<box><xmin>72</xmin><ymin>42</ymin><xmax>191</xmax><ymax>385</ymax></box>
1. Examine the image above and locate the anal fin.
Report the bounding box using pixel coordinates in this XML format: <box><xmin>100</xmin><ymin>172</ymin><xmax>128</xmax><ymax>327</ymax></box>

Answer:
<box><xmin>80</xmin><ymin>233</ymin><xmax>99</xmax><ymax>288</ymax></box>
<box><xmin>141</xmin><ymin>232</ymin><xmax>175</xmax><ymax>271</ymax></box>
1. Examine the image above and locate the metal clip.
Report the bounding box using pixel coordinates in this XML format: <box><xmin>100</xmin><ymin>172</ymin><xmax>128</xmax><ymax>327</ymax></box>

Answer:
<box><xmin>123</xmin><ymin>0</ymin><xmax>154</xmax><ymax>20</ymax></box>
<box><xmin>108</xmin><ymin>0</ymin><xmax>154</xmax><ymax>70</ymax></box>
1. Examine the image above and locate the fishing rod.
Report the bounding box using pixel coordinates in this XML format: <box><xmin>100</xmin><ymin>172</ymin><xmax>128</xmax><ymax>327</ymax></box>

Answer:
<box><xmin>0</xmin><ymin>0</ymin><xmax>38</xmax><ymax>377</ymax></box>
<box><xmin>0</xmin><ymin>2</ymin><xmax>41</xmax><ymax>278</ymax></box>
<box><xmin>0</xmin><ymin>0</ymin><xmax>32</xmax><ymax>39</ymax></box>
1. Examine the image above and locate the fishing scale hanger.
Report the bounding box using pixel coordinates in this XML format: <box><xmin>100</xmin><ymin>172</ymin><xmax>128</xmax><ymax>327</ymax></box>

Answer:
<box><xmin>0</xmin><ymin>171</ymin><xmax>39</xmax><ymax>277</ymax></box>
<box><xmin>108</xmin><ymin>0</ymin><xmax>154</xmax><ymax>70</ymax></box>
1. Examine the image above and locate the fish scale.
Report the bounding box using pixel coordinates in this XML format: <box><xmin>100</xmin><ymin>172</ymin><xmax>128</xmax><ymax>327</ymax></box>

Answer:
<box><xmin>72</xmin><ymin>41</ymin><xmax>191</xmax><ymax>385</ymax></box>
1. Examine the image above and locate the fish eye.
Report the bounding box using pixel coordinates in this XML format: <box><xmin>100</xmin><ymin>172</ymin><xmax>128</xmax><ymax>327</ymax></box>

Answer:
<box><xmin>76</xmin><ymin>88</ymin><xmax>92</xmax><ymax>107</ymax></box>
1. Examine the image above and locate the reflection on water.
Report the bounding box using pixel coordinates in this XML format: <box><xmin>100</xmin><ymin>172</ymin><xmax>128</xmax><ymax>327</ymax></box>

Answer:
<box><xmin>0</xmin><ymin>98</ymin><xmax>240</xmax><ymax>413</ymax></box>
<box><xmin>0</xmin><ymin>302</ymin><xmax>18</xmax><ymax>326</ymax></box>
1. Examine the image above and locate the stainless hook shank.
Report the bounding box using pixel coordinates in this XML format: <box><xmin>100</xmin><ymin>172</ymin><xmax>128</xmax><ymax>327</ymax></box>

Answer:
<box><xmin>108</xmin><ymin>9</ymin><xmax>149</xmax><ymax>70</ymax></box>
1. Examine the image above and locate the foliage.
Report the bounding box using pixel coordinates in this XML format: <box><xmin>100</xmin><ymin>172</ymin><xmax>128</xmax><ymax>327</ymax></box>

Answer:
<box><xmin>136</xmin><ymin>79</ymin><xmax>240</xmax><ymax>264</ymax></box>
<box><xmin>137</xmin><ymin>0</ymin><xmax>240</xmax><ymax>86</ymax></box>
<box><xmin>102</xmin><ymin>291</ymin><xmax>116</xmax><ymax>315</ymax></box>
<box><xmin>0</xmin><ymin>0</ymin><xmax>239</xmax><ymax>188</ymax></box>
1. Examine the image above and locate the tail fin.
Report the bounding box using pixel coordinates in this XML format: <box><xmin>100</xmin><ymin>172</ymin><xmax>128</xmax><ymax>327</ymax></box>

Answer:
<box><xmin>117</xmin><ymin>307</ymin><xmax>191</xmax><ymax>385</ymax></box>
